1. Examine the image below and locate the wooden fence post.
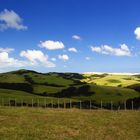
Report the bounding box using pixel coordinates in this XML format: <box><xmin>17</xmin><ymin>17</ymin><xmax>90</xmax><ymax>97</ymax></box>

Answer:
<box><xmin>64</xmin><ymin>100</ymin><xmax>66</xmax><ymax>109</ymax></box>
<box><xmin>80</xmin><ymin>100</ymin><xmax>82</xmax><ymax>109</ymax></box>
<box><xmin>21</xmin><ymin>99</ymin><xmax>22</xmax><ymax>107</ymax></box>
<box><xmin>9</xmin><ymin>98</ymin><xmax>10</xmax><ymax>107</ymax></box>
<box><xmin>37</xmin><ymin>99</ymin><xmax>39</xmax><ymax>107</ymax></box>
<box><xmin>26</xmin><ymin>99</ymin><xmax>28</xmax><ymax>107</ymax></box>
<box><xmin>15</xmin><ymin>98</ymin><xmax>16</xmax><ymax>107</ymax></box>
<box><xmin>70</xmin><ymin>100</ymin><xmax>72</xmax><ymax>109</ymax></box>
<box><xmin>44</xmin><ymin>98</ymin><xmax>46</xmax><ymax>108</ymax></box>
<box><xmin>51</xmin><ymin>100</ymin><xmax>53</xmax><ymax>108</ymax></box>
<box><xmin>101</xmin><ymin>100</ymin><xmax>102</xmax><ymax>109</ymax></box>
<box><xmin>124</xmin><ymin>101</ymin><xmax>126</xmax><ymax>110</ymax></box>
<box><xmin>2</xmin><ymin>98</ymin><xmax>4</xmax><ymax>107</ymax></box>
<box><xmin>32</xmin><ymin>99</ymin><xmax>33</xmax><ymax>108</ymax></box>
<box><xmin>58</xmin><ymin>99</ymin><xmax>59</xmax><ymax>109</ymax></box>
<box><xmin>21</xmin><ymin>99</ymin><xmax>23</xmax><ymax>107</ymax></box>
<box><xmin>90</xmin><ymin>100</ymin><xmax>92</xmax><ymax>110</ymax></box>
<box><xmin>132</xmin><ymin>100</ymin><xmax>134</xmax><ymax>110</ymax></box>
<box><xmin>111</xmin><ymin>101</ymin><xmax>113</xmax><ymax>110</ymax></box>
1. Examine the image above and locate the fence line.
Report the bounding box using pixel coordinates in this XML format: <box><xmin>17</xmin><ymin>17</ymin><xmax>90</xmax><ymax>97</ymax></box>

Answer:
<box><xmin>0</xmin><ymin>98</ymin><xmax>139</xmax><ymax>110</ymax></box>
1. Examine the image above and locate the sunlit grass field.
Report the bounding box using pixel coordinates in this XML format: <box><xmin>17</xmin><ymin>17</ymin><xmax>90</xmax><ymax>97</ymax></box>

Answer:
<box><xmin>0</xmin><ymin>107</ymin><xmax>139</xmax><ymax>140</ymax></box>
<box><xmin>82</xmin><ymin>74</ymin><xmax>140</xmax><ymax>87</ymax></box>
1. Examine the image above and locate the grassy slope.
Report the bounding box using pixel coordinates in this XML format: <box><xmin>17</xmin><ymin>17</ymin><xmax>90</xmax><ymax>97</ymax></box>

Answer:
<box><xmin>82</xmin><ymin>74</ymin><xmax>140</xmax><ymax>87</ymax></box>
<box><xmin>0</xmin><ymin>70</ymin><xmax>139</xmax><ymax>106</ymax></box>
<box><xmin>0</xmin><ymin>107</ymin><xmax>139</xmax><ymax>140</ymax></box>
<box><xmin>0</xmin><ymin>73</ymin><xmax>26</xmax><ymax>83</ymax></box>
<box><xmin>0</xmin><ymin>89</ymin><xmax>78</xmax><ymax>105</ymax></box>
<box><xmin>27</xmin><ymin>73</ymin><xmax>74</xmax><ymax>86</ymax></box>
<box><xmin>0</xmin><ymin>86</ymin><xmax>139</xmax><ymax>107</ymax></box>
<box><xmin>0</xmin><ymin>70</ymin><xmax>75</xmax><ymax>94</ymax></box>
<box><xmin>33</xmin><ymin>85</ymin><xmax>66</xmax><ymax>94</ymax></box>
<box><xmin>74</xmin><ymin>84</ymin><xmax>140</xmax><ymax>103</ymax></box>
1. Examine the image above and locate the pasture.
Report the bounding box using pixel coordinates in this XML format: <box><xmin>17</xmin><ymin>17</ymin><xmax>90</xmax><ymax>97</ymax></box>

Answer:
<box><xmin>0</xmin><ymin>107</ymin><xmax>139</xmax><ymax>140</ymax></box>
<box><xmin>82</xmin><ymin>74</ymin><xmax>140</xmax><ymax>87</ymax></box>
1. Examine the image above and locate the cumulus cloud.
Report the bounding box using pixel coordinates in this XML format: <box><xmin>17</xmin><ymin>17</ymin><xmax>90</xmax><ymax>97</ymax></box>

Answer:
<box><xmin>39</xmin><ymin>40</ymin><xmax>64</xmax><ymax>50</ymax></box>
<box><xmin>91</xmin><ymin>44</ymin><xmax>131</xmax><ymax>56</ymax></box>
<box><xmin>20</xmin><ymin>50</ymin><xmax>48</xmax><ymax>62</ymax></box>
<box><xmin>0</xmin><ymin>49</ymin><xmax>55</xmax><ymax>69</ymax></box>
<box><xmin>0</xmin><ymin>9</ymin><xmax>27</xmax><ymax>31</ymax></box>
<box><xmin>0</xmin><ymin>52</ymin><xmax>28</xmax><ymax>68</ymax></box>
<box><xmin>20</xmin><ymin>50</ymin><xmax>55</xmax><ymax>67</ymax></box>
<box><xmin>58</xmin><ymin>54</ymin><xmax>69</xmax><ymax>61</ymax></box>
<box><xmin>134</xmin><ymin>27</ymin><xmax>140</xmax><ymax>40</ymax></box>
<box><xmin>0</xmin><ymin>47</ymin><xmax>14</xmax><ymax>53</ymax></box>
<box><xmin>72</xmin><ymin>35</ymin><xmax>81</xmax><ymax>40</ymax></box>
<box><xmin>68</xmin><ymin>47</ymin><xmax>78</xmax><ymax>53</ymax></box>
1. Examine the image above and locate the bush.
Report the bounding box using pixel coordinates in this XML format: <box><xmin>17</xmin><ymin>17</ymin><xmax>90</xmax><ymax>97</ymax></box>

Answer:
<box><xmin>0</xmin><ymin>83</ymin><xmax>33</xmax><ymax>93</ymax></box>
<box><xmin>126</xmin><ymin>97</ymin><xmax>140</xmax><ymax>109</ymax></box>
<box><xmin>127</xmin><ymin>84</ymin><xmax>140</xmax><ymax>93</ymax></box>
<box><xmin>52</xmin><ymin>85</ymin><xmax>95</xmax><ymax>98</ymax></box>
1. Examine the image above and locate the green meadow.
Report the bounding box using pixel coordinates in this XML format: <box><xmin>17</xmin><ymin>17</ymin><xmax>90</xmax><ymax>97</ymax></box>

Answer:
<box><xmin>0</xmin><ymin>107</ymin><xmax>139</xmax><ymax>140</ymax></box>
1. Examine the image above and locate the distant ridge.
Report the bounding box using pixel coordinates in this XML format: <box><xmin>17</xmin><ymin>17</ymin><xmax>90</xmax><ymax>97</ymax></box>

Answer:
<box><xmin>83</xmin><ymin>72</ymin><xmax>140</xmax><ymax>75</ymax></box>
<box><xmin>0</xmin><ymin>69</ymin><xmax>140</xmax><ymax>76</ymax></box>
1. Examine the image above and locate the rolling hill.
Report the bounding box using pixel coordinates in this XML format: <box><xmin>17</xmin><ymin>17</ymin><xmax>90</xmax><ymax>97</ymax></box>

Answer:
<box><xmin>0</xmin><ymin>69</ymin><xmax>139</xmax><ymax>109</ymax></box>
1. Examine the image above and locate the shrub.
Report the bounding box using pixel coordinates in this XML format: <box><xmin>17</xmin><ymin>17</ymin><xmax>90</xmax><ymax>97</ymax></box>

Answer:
<box><xmin>0</xmin><ymin>83</ymin><xmax>33</xmax><ymax>93</ymax></box>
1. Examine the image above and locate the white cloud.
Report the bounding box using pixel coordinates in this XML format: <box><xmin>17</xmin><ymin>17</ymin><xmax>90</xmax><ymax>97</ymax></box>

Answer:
<box><xmin>58</xmin><ymin>54</ymin><xmax>69</xmax><ymax>61</ymax></box>
<box><xmin>20</xmin><ymin>50</ymin><xmax>55</xmax><ymax>67</ymax></box>
<box><xmin>0</xmin><ymin>47</ymin><xmax>14</xmax><ymax>53</ymax></box>
<box><xmin>72</xmin><ymin>35</ymin><xmax>81</xmax><ymax>40</ymax></box>
<box><xmin>91</xmin><ymin>44</ymin><xmax>131</xmax><ymax>56</ymax></box>
<box><xmin>91</xmin><ymin>47</ymin><xmax>102</xmax><ymax>53</ymax></box>
<box><xmin>85</xmin><ymin>57</ymin><xmax>91</xmax><ymax>60</ymax></box>
<box><xmin>20</xmin><ymin>50</ymin><xmax>48</xmax><ymax>62</ymax></box>
<box><xmin>0</xmin><ymin>9</ymin><xmax>27</xmax><ymax>31</ymax></box>
<box><xmin>0</xmin><ymin>49</ymin><xmax>55</xmax><ymax>69</ymax></box>
<box><xmin>134</xmin><ymin>27</ymin><xmax>140</xmax><ymax>40</ymax></box>
<box><xmin>39</xmin><ymin>40</ymin><xmax>64</xmax><ymax>50</ymax></box>
<box><xmin>68</xmin><ymin>47</ymin><xmax>78</xmax><ymax>53</ymax></box>
<box><xmin>51</xmin><ymin>57</ymin><xmax>56</xmax><ymax>61</ymax></box>
<box><xmin>0</xmin><ymin>52</ymin><xmax>28</xmax><ymax>68</ymax></box>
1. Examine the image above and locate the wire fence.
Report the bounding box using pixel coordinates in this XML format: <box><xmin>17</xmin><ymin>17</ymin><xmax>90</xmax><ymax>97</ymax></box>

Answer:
<box><xmin>0</xmin><ymin>97</ymin><xmax>139</xmax><ymax>110</ymax></box>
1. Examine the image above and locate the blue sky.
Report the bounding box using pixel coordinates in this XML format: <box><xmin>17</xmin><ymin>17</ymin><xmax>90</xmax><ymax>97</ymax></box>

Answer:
<box><xmin>0</xmin><ymin>0</ymin><xmax>140</xmax><ymax>73</ymax></box>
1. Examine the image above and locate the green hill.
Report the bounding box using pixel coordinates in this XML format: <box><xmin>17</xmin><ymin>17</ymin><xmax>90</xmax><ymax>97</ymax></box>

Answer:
<box><xmin>82</xmin><ymin>73</ymin><xmax>140</xmax><ymax>87</ymax></box>
<box><xmin>0</xmin><ymin>69</ymin><xmax>139</xmax><ymax>109</ymax></box>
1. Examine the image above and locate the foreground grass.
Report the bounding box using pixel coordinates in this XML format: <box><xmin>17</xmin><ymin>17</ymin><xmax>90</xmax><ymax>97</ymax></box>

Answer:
<box><xmin>0</xmin><ymin>107</ymin><xmax>139</xmax><ymax>140</ymax></box>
